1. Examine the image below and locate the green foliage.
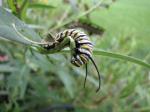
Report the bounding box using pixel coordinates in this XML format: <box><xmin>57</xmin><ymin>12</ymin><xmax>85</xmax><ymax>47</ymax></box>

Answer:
<box><xmin>0</xmin><ymin>0</ymin><xmax>150</xmax><ymax>112</ymax></box>
<box><xmin>29</xmin><ymin>3</ymin><xmax>55</xmax><ymax>9</ymax></box>
<box><xmin>0</xmin><ymin>7</ymin><xmax>41</xmax><ymax>45</ymax></box>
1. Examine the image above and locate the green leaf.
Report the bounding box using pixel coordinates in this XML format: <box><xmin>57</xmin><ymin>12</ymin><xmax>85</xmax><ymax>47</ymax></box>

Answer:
<box><xmin>7</xmin><ymin>65</ymin><xmax>30</xmax><ymax>100</ymax></box>
<box><xmin>0</xmin><ymin>64</ymin><xmax>17</xmax><ymax>72</ymax></box>
<box><xmin>19</xmin><ymin>65</ymin><xmax>30</xmax><ymax>99</ymax></box>
<box><xmin>0</xmin><ymin>25</ymin><xmax>32</xmax><ymax>45</ymax></box>
<box><xmin>57</xmin><ymin>68</ymin><xmax>75</xmax><ymax>98</ymax></box>
<box><xmin>20</xmin><ymin>0</ymin><xmax>29</xmax><ymax>20</ymax></box>
<box><xmin>29</xmin><ymin>3</ymin><xmax>55</xmax><ymax>9</ymax></box>
<box><xmin>7</xmin><ymin>0</ymin><xmax>16</xmax><ymax>13</ymax></box>
<box><xmin>29</xmin><ymin>75</ymin><xmax>50</xmax><ymax>98</ymax></box>
<box><xmin>0</xmin><ymin>7</ymin><xmax>42</xmax><ymax>45</ymax></box>
<box><xmin>119</xmin><ymin>82</ymin><xmax>136</xmax><ymax>98</ymax></box>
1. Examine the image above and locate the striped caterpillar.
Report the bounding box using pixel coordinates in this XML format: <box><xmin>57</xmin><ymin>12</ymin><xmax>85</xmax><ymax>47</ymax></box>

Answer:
<box><xmin>11</xmin><ymin>23</ymin><xmax>101</xmax><ymax>92</ymax></box>
<box><xmin>43</xmin><ymin>29</ymin><xmax>101</xmax><ymax>92</ymax></box>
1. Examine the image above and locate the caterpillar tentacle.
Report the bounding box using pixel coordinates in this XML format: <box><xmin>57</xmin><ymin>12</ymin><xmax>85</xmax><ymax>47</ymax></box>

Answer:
<box><xmin>84</xmin><ymin>64</ymin><xmax>88</xmax><ymax>88</ymax></box>
<box><xmin>88</xmin><ymin>56</ymin><xmax>101</xmax><ymax>92</ymax></box>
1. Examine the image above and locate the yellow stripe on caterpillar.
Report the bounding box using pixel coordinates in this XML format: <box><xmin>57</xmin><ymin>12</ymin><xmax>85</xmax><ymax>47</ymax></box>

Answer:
<box><xmin>80</xmin><ymin>44</ymin><xmax>92</xmax><ymax>53</ymax></box>
<box><xmin>80</xmin><ymin>54</ymin><xmax>88</xmax><ymax>63</ymax></box>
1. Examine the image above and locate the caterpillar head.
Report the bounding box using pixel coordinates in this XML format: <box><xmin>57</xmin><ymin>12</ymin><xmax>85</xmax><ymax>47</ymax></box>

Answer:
<box><xmin>41</xmin><ymin>33</ymin><xmax>60</xmax><ymax>50</ymax></box>
<box><xmin>42</xmin><ymin>41</ymin><xmax>59</xmax><ymax>50</ymax></box>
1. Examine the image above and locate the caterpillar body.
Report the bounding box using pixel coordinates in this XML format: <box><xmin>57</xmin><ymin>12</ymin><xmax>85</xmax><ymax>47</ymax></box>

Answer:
<box><xmin>11</xmin><ymin>23</ymin><xmax>101</xmax><ymax>92</ymax></box>
<box><xmin>56</xmin><ymin>29</ymin><xmax>93</xmax><ymax>67</ymax></box>
<box><xmin>43</xmin><ymin>29</ymin><xmax>101</xmax><ymax>92</ymax></box>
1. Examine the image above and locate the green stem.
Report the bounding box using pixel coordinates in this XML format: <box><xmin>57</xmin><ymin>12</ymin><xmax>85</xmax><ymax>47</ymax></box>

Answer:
<box><xmin>13</xmin><ymin>0</ymin><xmax>20</xmax><ymax>17</ymax></box>
<box><xmin>59</xmin><ymin>50</ymin><xmax>150</xmax><ymax>69</ymax></box>
<box><xmin>32</xmin><ymin>47</ymin><xmax>150</xmax><ymax>69</ymax></box>
<box><xmin>20</xmin><ymin>0</ymin><xmax>28</xmax><ymax>13</ymax></box>
<box><xmin>93</xmin><ymin>50</ymin><xmax>150</xmax><ymax>69</ymax></box>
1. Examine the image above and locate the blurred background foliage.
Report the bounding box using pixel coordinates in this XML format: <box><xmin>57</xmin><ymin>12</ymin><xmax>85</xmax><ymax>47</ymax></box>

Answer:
<box><xmin>0</xmin><ymin>0</ymin><xmax>150</xmax><ymax>112</ymax></box>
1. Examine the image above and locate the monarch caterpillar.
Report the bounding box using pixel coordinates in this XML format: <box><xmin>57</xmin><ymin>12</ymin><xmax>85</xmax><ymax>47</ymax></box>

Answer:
<box><xmin>43</xmin><ymin>29</ymin><xmax>101</xmax><ymax>92</ymax></box>
<box><xmin>11</xmin><ymin>23</ymin><xmax>101</xmax><ymax>91</ymax></box>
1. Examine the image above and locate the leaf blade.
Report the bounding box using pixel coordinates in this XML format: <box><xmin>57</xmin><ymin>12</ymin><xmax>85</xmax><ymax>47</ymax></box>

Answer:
<box><xmin>0</xmin><ymin>7</ymin><xmax>42</xmax><ymax>45</ymax></box>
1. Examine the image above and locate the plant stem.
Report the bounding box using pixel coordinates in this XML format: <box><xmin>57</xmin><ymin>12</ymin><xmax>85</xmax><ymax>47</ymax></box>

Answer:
<box><xmin>93</xmin><ymin>50</ymin><xmax>150</xmax><ymax>69</ymax></box>
<box><xmin>20</xmin><ymin>0</ymin><xmax>28</xmax><ymax>14</ymax></box>
<box><xmin>31</xmin><ymin>45</ymin><xmax>150</xmax><ymax>68</ymax></box>
<box><xmin>58</xmin><ymin>49</ymin><xmax>150</xmax><ymax>69</ymax></box>
<box><xmin>13</xmin><ymin>0</ymin><xmax>20</xmax><ymax>16</ymax></box>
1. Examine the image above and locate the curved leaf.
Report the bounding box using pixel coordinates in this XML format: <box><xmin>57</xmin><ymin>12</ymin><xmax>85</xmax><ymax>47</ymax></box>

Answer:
<box><xmin>0</xmin><ymin>25</ymin><xmax>32</xmax><ymax>45</ymax></box>
<box><xmin>0</xmin><ymin>7</ymin><xmax>42</xmax><ymax>45</ymax></box>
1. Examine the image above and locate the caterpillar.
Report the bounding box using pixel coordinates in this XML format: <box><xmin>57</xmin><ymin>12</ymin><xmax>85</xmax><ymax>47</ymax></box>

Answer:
<box><xmin>43</xmin><ymin>29</ymin><xmax>101</xmax><ymax>92</ymax></box>
<box><xmin>11</xmin><ymin>23</ymin><xmax>101</xmax><ymax>92</ymax></box>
